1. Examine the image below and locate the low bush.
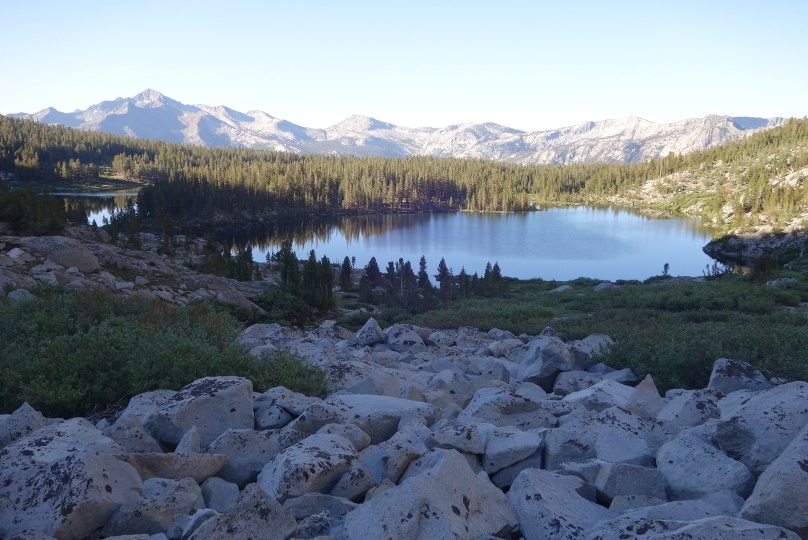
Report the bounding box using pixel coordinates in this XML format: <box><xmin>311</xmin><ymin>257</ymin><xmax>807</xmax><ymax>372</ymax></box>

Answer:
<box><xmin>367</xmin><ymin>273</ymin><xmax>808</xmax><ymax>393</ymax></box>
<box><xmin>251</xmin><ymin>286</ymin><xmax>315</xmax><ymax>326</ymax></box>
<box><xmin>251</xmin><ymin>348</ymin><xmax>330</xmax><ymax>397</ymax></box>
<box><xmin>0</xmin><ymin>285</ymin><xmax>327</xmax><ymax>418</ymax></box>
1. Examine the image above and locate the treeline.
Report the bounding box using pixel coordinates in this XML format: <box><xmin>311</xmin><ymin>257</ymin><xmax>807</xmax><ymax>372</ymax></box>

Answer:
<box><xmin>0</xmin><ymin>180</ymin><xmax>65</xmax><ymax>235</ymax></box>
<box><xmin>1</xmin><ymin>115</ymin><xmax>807</xmax><ymax>226</ymax></box>
<box><xmin>348</xmin><ymin>254</ymin><xmax>508</xmax><ymax>314</ymax></box>
<box><xmin>270</xmin><ymin>241</ymin><xmax>335</xmax><ymax>309</ymax></box>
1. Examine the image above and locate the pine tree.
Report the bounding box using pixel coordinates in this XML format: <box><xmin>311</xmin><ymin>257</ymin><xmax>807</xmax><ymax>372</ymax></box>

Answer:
<box><xmin>492</xmin><ymin>262</ymin><xmax>503</xmax><ymax>295</ymax></box>
<box><xmin>459</xmin><ymin>267</ymin><xmax>469</xmax><ymax>299</ymax></box>
<box><xmin>274</xmin><ymin>240</ymin><xmax>300</xmax><ymax>292</ymax></box>
<box><xmin>340</xmin><ymin>256</ymin><xmax>352</xmax><ymax>289</ymax></box>
<box><xmin>365</xmin><ymin>257</ymin><xmax>382</xmax><ymax>288</ymax></box>
<box><xmin>386</xmin><ymin>261</ymin><xmax>397</xmax><ymax>293</ymax></box>
<box><xmin>418</xmin><ymin>255</ymin><xmax>430</xmax><ymax>287</ymax></box>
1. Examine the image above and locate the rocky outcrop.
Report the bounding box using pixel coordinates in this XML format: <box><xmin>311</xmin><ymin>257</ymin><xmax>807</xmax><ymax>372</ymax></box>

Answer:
<box><xmin>0</xmin><ymin>419</ymin><xmax>142</xmax><ymax>540</ymax></box>
<box><xmin>18</xmin><ymin>236</ymin><xmax>101</xmax><ymax>273</ymax></box>
<box><xmin>1</xmin><ymin>322</ymin><xmax>804</xmax><ymax>540</ymax></box>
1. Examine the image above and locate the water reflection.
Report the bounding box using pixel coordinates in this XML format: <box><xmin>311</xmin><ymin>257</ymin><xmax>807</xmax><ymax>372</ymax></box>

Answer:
<box><xmin>190</xmin><ymin>209</ymin><xmax>715</xmax><ymax>281</ymax></box>
<box><xmin>58</xmin><ymin>191</ymin><xmax>138</xmax><ymax>225</ymax></box>
<box><xmin>58</xmin><ymin>193</ymin><xmax>716</xmax><ymax>281</ymax></box>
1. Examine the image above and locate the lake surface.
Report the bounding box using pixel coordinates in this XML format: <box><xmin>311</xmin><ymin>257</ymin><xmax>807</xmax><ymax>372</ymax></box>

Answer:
<box><xmin>57</xmin><ymin>191</ymin><xmax>139</xmax><ymax>226</ymax></box>
<box><xmin>62</xmin><ymin>192</ymin><xmax>716</xmax><ymax>281</ymax></box>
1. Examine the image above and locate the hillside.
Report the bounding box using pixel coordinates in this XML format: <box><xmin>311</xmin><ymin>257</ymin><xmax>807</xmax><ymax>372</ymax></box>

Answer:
<box><xmin>10</xmin><ymin>89</ymin><xmax>784</xmax><ymax>165</ymax></box>
<box><xmin>2</xmin><ymin>114</ymin><xmax>807</xmax><ymax>267</ymax></box>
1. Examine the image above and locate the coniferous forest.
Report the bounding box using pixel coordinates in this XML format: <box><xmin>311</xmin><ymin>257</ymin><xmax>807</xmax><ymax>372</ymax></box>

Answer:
<box><xmin>1</xmin><ymin>114</ymin><xmax>807</xmax><ymax>229</ymax></box>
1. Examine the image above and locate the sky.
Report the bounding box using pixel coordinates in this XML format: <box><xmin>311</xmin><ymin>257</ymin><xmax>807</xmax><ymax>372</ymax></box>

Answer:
<box><xmin>2</xmin><ymin>0</ymin><xmax>806</xmax><ymax>131</ymax></box>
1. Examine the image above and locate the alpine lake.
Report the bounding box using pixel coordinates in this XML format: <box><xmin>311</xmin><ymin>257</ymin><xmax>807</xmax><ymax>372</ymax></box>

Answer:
<box><xmin>62</xmin><ymin>191</ymin><xmax>718</xmax><ymax>282</ymax></box>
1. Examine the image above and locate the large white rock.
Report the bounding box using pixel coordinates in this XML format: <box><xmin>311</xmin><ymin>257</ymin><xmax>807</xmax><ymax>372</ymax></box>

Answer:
<box><xmin>655</xmin><ymin>388</ymin><xmax>721</xmax><ymax>430</ymax></box>
<box><xmin>568</xmin><ymin>333</ymin><xmax>614</xmax><ymax>369</ymax></box>
<box><xmin>188</xmin><ymin>483</ymin><xmax>297</xmax><ymax>540</ymax></box>
<box><xmin>241</xmin><ymin>323</ymin><xmax>283</xmax><ymax>341</ymax></box>
<box><xmin>712</xmin><ymin>381</ymin><xmax>808</xmax><ymax>475</ymax></box>
<box><xmin>482</xmin><ymin>425</ymin><xmax>543</xmax><ymax>474</ymax></box>
<box><xmin>656</xmin><ymin>434</ymin><xmax>755</xmax><ymax>500</ymax></box>
<box><xmin>741</xmin><ymin>422</ymin><xmax>808</xmax><ymax>537</ymax></box>
<box><xmin>562</xmin><ymin>379</ymin><xmax>633</xmax><ymax>412</ymax></box>
<box><xmin>105</xmin><ymin>413</ymin><xmax>163</xmax><ymax>454</ymax></box>
<box><xmin>141</xmin><ymin>476</ymin><xmax>203</xmax><ymax>508</ymax></box>
<box><xmin>426</xmin><ymin>330</ymin><xmax>457</xmax><ymax>347</ymax></box>
<box><xmin>200</xmin><ymin>477</ymin><xmax>239</xmax><ymax>513</ymax></box>
<box><xmin>355</xmin><ymin>317</ymin><xmax>385</xmax><ymax>346</ymax></box>
<box><xmin>624</xmin><ymin>375</ymin><xmax>665</xmax><ymax>419</ymax></box>
<box><xmin>117</xmin><ymin>389</ymin><xmax>176</xmax><ymax>437</ymax></box>
<box><xmin>0</xmin><ymin>402</ymin><xmax>46</xmax><ymax>449</ymax></box>
<box><xmin>206</xmin><ymin>428</ymin><xmax>287</xmax><ymax>487</ymax></box>
<box><xmin>588</xmin><ymin>515</ymin><xmax>800</xmax><ymax>540</ymax></box>
<box><xmin>290</xmin><ymin>395</ymin><xmax>439</xmax><ymax>445</ymax></box>
<box><xmin>426</xmin><ymin>369</ymin><xmax>475</xmax><ymax>407</ymax></box>
<box><xmin>594</xmin><ymin>462</ymin><xmax>667</xmax><ymax>504</ymax></box>
<box><xmin>487</xmin><ymin>338</ymin><xmax>525</xmax><ymax>358</ymax></box>
<box><xmin>255</xmin><ymin>386</ymin><xmax>321</xmax><ymax>417</ymax></box>
<box><xmin>317</xmin><ymin>423</ymin><xmax>372</xmax><ymax>452</ymax></box>
<box><xmin>595</xmin><ymin>426</ymin><xmax>653</xmax><ymax>466</ymax></box>
<box><xmin>357</xmin><ymin>422</ymin><xmax>433</xmax><ymax>484</ymax></box>
<box><xmin>257</xmin><ymin>434</ymin><xmax>358</xmax><ymax>502</ymax></box>
<box><xmin>508</xmin><ymin>468</ymin><xmax>616</xmax><ymax>540</ymax></box>
<box><xmin>553</xmin><ymin>370</ymin><xmax>602</xmax><ymax>397</ymax></box>
<box><xmin>149</xmin><ymin>377</ymin><xmax>254</xmax><ymax>447</ymax></box>
<box><xmin>343</xmin><ymin>449</ymin><xmax>517</xmax><ymax>540</ymax></box>
<box><xmin>425</xmin><ymin>423</ymin><xmax>486</xmax><ymax>454</ymax></box>
<box><xmin>101</xmin><ymin>491</ymin><xmax>199</xmax><ymax>536</ymax></box>
<box><xmin>329</xmin><ymin>465</ymin><xmax>376</xmax><ymax>502</ymax></box>
<box><xmin>708</xmin><ymin>358</ymin><xmax>772</xmax><ymax>394</ymax></box>
<box><xmin>121</xmin><ymin>452</ymin><xmax>226</xmax><ymax>483</ymax></box>
<box><xmin>587</xmin><ymin>406</ymin><xmax>670</xmax><ymax>455</ymax></box>
<box><xmin>344</xmin><ymin>372</ymin><xmax>401</xmax><ymax>398</ymax></box>
<box><xmin>0</xmin><ymin>419</ymin><xmax>142</xmax><ymax>540</ymax></box>
<box><xmin>544</xmin><ymin>422</ymin><xmax>597</xmax><ymax>470</ymax></box>
<box><xmin>458</xmin><ymin>387</ymin><xmax>556</xmax><ymax>430</ymax></box>
<box><xmin>516</xmin><ymin>336</ymin><xmax>576</xmax><ymax>389</ymax></box>
<box><xmin>614</xmin><ymin>499</ymin><xmax>727</xmax><ymax>522</ymax></box>
<box><xmin>20</xmin><ymin>236</ymin><xmax>101</xmax><ymax>273</ymax></box>
<box><xmin>386</xmin><ymin>324</ymin><xmax>425</xmax><ymax>352</ymax></box>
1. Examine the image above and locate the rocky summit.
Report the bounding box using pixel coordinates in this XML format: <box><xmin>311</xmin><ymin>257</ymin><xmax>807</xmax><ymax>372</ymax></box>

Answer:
<box><xmin>9</xmin><ymin>89</ymin><xmax>784</xmax><ymax>165</ymax></box>
<box><xmin>2</xmin><ymin>317</ymin><xmax>807</xmax><ymax>540</ymax></box>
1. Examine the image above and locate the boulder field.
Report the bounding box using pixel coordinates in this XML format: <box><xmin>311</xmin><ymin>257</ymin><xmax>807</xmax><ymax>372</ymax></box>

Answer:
<box><xmin>1</xmin><ymin>318</ymin><xmax>807</xmax><ymax>540</ymax></box>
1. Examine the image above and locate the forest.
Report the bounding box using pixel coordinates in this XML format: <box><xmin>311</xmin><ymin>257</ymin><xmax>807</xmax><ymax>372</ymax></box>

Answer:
<box><xmin>0</xmin><ymin>115</ymin><xmax>806</xmax><ymax>228</ymax></box>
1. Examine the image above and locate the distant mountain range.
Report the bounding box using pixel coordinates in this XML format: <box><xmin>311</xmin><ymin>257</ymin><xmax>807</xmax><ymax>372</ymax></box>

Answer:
<box><xmin>9</xmin><ymin>89</ymin><xmax>786</xmax><ymax>165</ymax></box>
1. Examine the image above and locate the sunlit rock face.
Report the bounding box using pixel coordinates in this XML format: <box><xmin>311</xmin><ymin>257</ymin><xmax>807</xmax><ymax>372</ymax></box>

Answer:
<box><xmin>11</xmin><ymin>89</ymin><xmax>785</xmax><ymax>164</ymax></box>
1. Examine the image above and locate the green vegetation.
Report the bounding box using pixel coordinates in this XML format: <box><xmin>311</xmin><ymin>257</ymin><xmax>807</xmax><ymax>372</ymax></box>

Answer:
<box><xmin>0</xmin><ymin>285</ymin><xmax>328</xmax><ymax>418</ymax></box>
<box><xmin>2</xmin><ymin>114</ymin><xmax>808</xmax><ymax>407</ymax></box>
<box><xmin>0</xmin><ymin>179</ymin><xmax>65</xmax><ymax>235</ymax></box>
<box><xmin>352</xmin><ymin>273</ymin><xmax>808</xmax><ymax>393</ymax></box>
<box><xmin>3</xmin><ymin>115</ymin><xmax>806</xmax><ymax>232</ymax></box>
<box><xmin>250</xmin><ymin>285</ymin><xmax>319</xmax><ymax>327</ymax></box>
<box><xmin>270</xmin><ymin>241</ymin><xmax>335</xmax><ymax>309</ymax></box>
<box><xmin>187</xmin><ymin>232</ymin><xmax>262</xmax><ymax>281</ymax></box>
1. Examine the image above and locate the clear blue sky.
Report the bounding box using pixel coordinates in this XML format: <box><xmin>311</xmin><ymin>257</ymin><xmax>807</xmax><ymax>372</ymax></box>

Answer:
<box><xmin>2</xmin><ymin>0</ymin><xmax>806</xmax><ymax>130</ymax></box>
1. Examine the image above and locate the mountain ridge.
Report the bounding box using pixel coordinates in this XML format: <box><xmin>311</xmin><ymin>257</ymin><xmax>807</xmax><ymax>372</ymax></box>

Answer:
<box><xmin>9</xmin><ymin>89</ymin><xmax>786</xmax><ymax>165</ymax></box>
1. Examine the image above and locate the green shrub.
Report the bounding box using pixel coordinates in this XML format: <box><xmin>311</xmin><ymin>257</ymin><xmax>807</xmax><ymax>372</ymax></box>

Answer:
<box><xmin>0</xmin><ymin>285</ymin><xmax>327</xmax><ymax>417</ymax></box>
<box><xmin>251</xmin><ymin>348</ymin><xmax>329</xmax><ymax>397</ymax></box>
<box><xmin>0</xmin><ymin>181</ymin><xmax>65</xmax><ymax>235</ymax></box>
<box><xmin>363</xmin><ymin>273</ymin><xmax>808</xmax><ymax>393</ymax></box>
<box><xmin>251</xmin><ymin>286</ymin><xmax>314</xmax><ymax>326</ymax></box>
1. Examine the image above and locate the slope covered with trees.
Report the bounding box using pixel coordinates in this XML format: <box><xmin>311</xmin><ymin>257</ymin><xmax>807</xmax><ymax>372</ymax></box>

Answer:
<box><xmin>1</xmin><ymin>115</ymin><xmax>806</xmax><ymax>231</ymax></box>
